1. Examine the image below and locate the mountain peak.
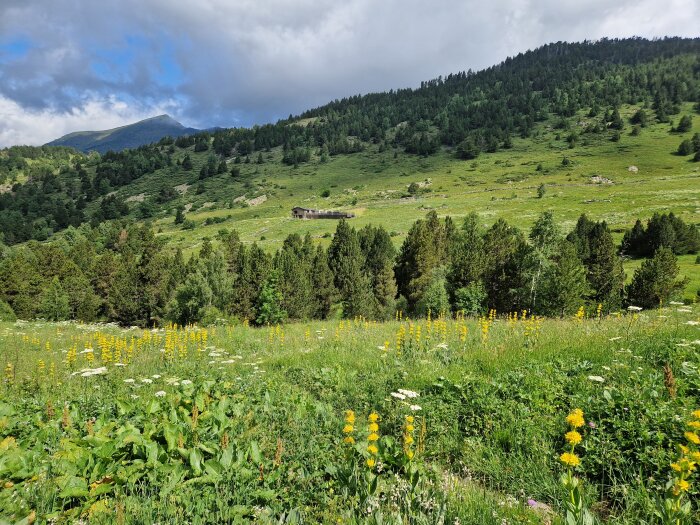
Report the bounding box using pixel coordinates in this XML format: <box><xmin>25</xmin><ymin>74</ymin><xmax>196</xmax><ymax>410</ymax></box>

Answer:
<box><xmin>45</xmin><ymin>114</ymin><xmax>199</xmax><ymax>153</ymax></box>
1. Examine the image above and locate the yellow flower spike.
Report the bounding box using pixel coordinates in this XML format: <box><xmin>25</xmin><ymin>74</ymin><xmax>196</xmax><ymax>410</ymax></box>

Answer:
<box><xmin>367</xmin><ymin>444</ymin><xmax>378</xmax><ymax>455</ymax></box>
<box><xmin>366</xmin><ymin>458</ymin><xmax>376</xmax><ymax>469</ymax></box>
<box><xmin>566</xmin><ymin>409</ymin><xmax>585</xmax><ymax>429</ymax></box>
<box><xmin>344</xmin><ymin>410</ymin><xmax>355</xmax><ymax>425</ymax></box>
<box><xmin>405</xmin><ymin>416</ymin><xmax>414</xmax><ymax>424</ymax></box>
<box><xmin>368</xmin><ymin>422</ymin><xmax>378</xmax><ymax>433</ymax></box>
<box><xmin>406</xmin><ymin>424</ymin><xmax>415</xmax><ymax>432</ymax></box>
<box><xmin>367</xmin><ymin>433</ymin><xmax>379</xmax><ymax>442</ymax></box>
<box><xmin>673</xmin><ymin>479</ymin><xmax>690</xmax><ymax>495</ymax></box>
<box><xmin>565</xmin><ymin>430</ymin><xmax>582</xmax><ymax>446</ymax></box>
<box><xmin>560</xmin><ymin>452</ymin><xmax>580</xmax><ymax>467</ymax></box>
<box><xmin>342</xmin><ymin>424</ymin><xmax>354</xmax><ymax>434</ymax></box>
<box><xmin>684</xmin><ymin>431</ymin><xmax>700</xmax><ymax>445</ymax></box>
<box><xmin>368</xmin><ymin>412</ymin><xmax>379</xmax><ymax>423</ymax></box>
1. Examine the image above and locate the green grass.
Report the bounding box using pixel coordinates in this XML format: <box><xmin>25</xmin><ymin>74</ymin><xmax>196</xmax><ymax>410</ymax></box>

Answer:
<box><xmin>2</xmin><ymin>305</ymin><xmax>700</xmax><ymax>523</ymax></box>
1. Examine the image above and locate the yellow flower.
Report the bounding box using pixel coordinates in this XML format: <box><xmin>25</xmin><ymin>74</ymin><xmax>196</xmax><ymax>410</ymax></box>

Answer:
<box><xmin>406</xmin><ymin>450</ymin><xmax>414</xmax><ymax>460</ymax></box>
<box><xmin>368</xmin><ymin>433</ymin><xmax>379</xmax><ymax>442</ymax></box>
<box><xmin>367</xmin><ymin>444</ymin><xmax>378</xmax><ymax>455</ymax></box>
<box><xmin>404</xmin><ymin>435</ymin><xmax>414</xmax><ymax>445</ymax></box>
<box><xmin>687</xmin><ymin>420</ymin><xmax>700</xmax><ymax>430</ymax></box>
<box><xmin>565</xmin><ymin>431</ymin><xmax>582</xmax><ymax>446</ymax></box>
<box><xmin>692</xmin><ymin>452</ymin><xmax>700</xmax><ymax>462</ymax></box>
<box><xmin>344</xmin><ymin>410</ymin><xmax>355</xmax><ymax>424</ymax></box>
<box><xmin>560</xmin><ymin>452</ymin><xmax>580</xmax><ymax>467</ymax></box>
<box><xmin>405</xmin><ymin>415</ymin><xmax>414</xmax><ymax>424</ymax></box>
<box><xmin>671</xmin><ymin>462</ymin><xmax>682</xmax><ymax>472</ymax></box>
<box><xmin>685</xmin><ymin>431</ymin><xmax>700</xmax><ymax>445</ymax></box>
<box><xmin>343</xmin><ymin>436</ymin><xmax>355</xmax><ymax>445</ymax></box>
<box><xmin>680</xmin><ymin>444</ymin><xmax>690</xmax><ymax>455</ymax></box>
<box><xmin>692</xmin><ymin>409</ymin><xmax>700</xmax><ymax>419</ymax></box>
<box><xmin>368</xmin><ymin>422</ymin><xmax>379</xmax><ymax>432</ymax></box>
<box><xmin>366</xmin><ymin>458</ymin><xmax>376</xmax><ymax>468</ymax></box>
<box><xmin>342</xmin><ymin>424</ymin><xmax>354</xmax><ymax>434</ymax></box>
<box><xmin>368</xmin><ymin>412</ymin><xmax>379</xmax><ymax>423</ymax></box>
<box><xmin>566</xmin><ymin>409</ymin><xmax>585</xmax><ymax>429</ymax></box>
<box><xmin>673</xmin><ymin>479</ymin><xmax>690</xmax><ymax>495</ymax></box>
<box><xmin>406</xmin><ymin>424</ymin><xmax>415</xmax><ymax>432</ymax></box>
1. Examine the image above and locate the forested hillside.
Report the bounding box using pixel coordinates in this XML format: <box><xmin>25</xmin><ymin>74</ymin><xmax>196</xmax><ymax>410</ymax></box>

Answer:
<box><xmin>1</xmin><ymin>37</ymin><xmax>699</xmax><ymax>246</ymax></box>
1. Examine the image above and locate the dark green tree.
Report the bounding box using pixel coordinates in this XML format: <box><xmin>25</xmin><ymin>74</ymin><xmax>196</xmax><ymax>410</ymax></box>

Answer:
<box><xmin>627</xmin><ymin>247</ymin><xmax>688</xmax><ymax>308</ymax></box>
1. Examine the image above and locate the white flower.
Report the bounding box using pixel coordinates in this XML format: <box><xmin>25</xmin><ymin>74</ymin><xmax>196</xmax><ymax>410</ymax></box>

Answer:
<box><xmin>678</xmin><ymin>308</ymin><xmax>692</xmax><ymax>313</ymax></box>
<box><xmin>608</xmin><ymin>337</ymin><xmax>622</xmax><ymax>341</ymax></box>
<box><xmin>130</xmin><ymin>394</ymin><xmax>140</xmax><ymax>399</ymax></box>
<box><xmin>627</xmin><ymin>306</ymin><xmax>642</xmax><ymax>312</ymax></box>
<box><xmin>80</xmin><ymin>348</ymin><xmax>94</xmax><ymax>354</ymax></box>
<box><xmin>154</xmin><ymin>390</ymin><xmax>166</xmax><ymax>397</ymax></box>
<box><xmin>687</xmin><ymin>321</ymin><xmax>699</xmax><ymax>326</ymax></box>
<box><xmin>409</xmin><ymin>405</ymin><xmax>422</xmax><ymax>411</ymax></box>
<box><xmin>670</xmin><ymin>301</ymin><xmax>684</xmax><ymax>305</ymax></box>
<box><xmin>181</xmin><ymin>379</ymin><xmax>193</xmax><ymax>386</ymax></box>
<box><xmin>397</xmin><ymin>389</ymin><xmax>420</xmax><ymax>398</ymax></box>
<box><xmin>114</xmin><ymin>363</ymin><xmax>126</xmax><ymax>367</ymax></box>
<box><xmin>77</xmin><ymin>367</ymin><xmax>107</xmax><ymax>377</ymax></box>
<box><xmin>587</xmin><ymin>376</ymin><xmax>605</xmax><ymax>382</ymax></box>
<box><xmin>391</xmin><ymin>392</ymin><xmax>407</xmax><ymax>400</ymax></box>
<box><xmin>141</xmin><ymin>378</ymin><xmax>153</xmax><ymax>384</ymax></box>
<box><xmin>152</xmin><ymin>374</ymin><xmax>161</xmax><ymax>379</ymax></box>
<box><xmin>602</xmin><ymin>366</ymin><xmax>611</xmax><ymax>371</ymax></box>
<box><xmin>123</xmin><ymin>378</ymin><xmax>135</xmax><ymax>383</ymax></box>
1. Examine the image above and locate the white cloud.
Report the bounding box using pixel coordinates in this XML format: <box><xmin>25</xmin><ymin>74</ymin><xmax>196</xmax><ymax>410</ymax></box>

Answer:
<box><xmin>0</xmin><ymin>94</ymin><xmax>180</xmax><ymax>147</ymax></box>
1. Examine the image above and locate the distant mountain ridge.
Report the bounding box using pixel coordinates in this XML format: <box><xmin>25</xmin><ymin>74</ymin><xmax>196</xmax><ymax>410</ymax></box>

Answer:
<box><xmin>45</xmin><ymin>114</ymin><xmax>199</xmax><ymax>153</ymax></box>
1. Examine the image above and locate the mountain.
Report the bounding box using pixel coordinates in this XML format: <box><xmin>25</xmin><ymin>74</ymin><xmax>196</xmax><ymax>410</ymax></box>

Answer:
<box><xmin>45</xmin><ymin>114</ymin><xmax>199</xmax><ymax>153</ymax></box>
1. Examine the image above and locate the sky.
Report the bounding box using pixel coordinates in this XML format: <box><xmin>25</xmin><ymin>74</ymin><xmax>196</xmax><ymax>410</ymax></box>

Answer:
<box><xmin>0</xmin><ymin>0</ymin><xmax>698</xmax><ymax>147</ymax></box>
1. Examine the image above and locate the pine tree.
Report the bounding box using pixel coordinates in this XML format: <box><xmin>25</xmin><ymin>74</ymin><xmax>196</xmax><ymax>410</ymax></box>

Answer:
<box><xmin>328</xmin><ymin>220</ymin><xmax>375</xmax><ymax>318</ymax></box>
<box><xmin>39</xmin><ymin>277</ymin><xmax>70</xmax><ymax>321</ymax></box>
<box><xmin>587</xmin><ymin>222</ymin><xmax>625</xmax><ymax>311</ymax></box>
<box><xmin>255</xmin><ymin>271</ymin><xmax>286</xmax><ymax>325</ymax></box>
<box><xmin>541</xmin><ymin>240</ymin><xmax>589</xmax><ymax>316</ymax></box>
<box><xmin>310</xmin><ymin>245</ymin><xmax>336</xmax><ymax>319</ymax></box>
<box><xmin>447</xmin><ymin>212</ymin><xmax>485</xmax><ymax>306</ymax></box>
<box><xmin>627</xmin><ymin>247</ymin><xmax>688</xmax><ymax>308</ymax></box>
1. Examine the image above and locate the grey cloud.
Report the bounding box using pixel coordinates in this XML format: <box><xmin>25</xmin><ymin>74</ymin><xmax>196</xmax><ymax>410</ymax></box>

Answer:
<box><xmin>0</xmin><ymin>0</ymin><xmax>698</xmax><ymax>146</ymax></box>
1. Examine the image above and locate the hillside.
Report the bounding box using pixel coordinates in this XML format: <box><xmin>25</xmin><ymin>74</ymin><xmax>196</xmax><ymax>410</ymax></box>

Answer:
<box><xmin>45</xmin><ymin>114</ymin><xmax>199</xmax><ymax>153</ymax></box>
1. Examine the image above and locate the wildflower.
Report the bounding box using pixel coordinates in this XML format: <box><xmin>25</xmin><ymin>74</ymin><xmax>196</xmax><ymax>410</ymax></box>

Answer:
<box><xmin>181</xmin><ymin>379</ymin><xmax>193</xmax><ymax>385</ymax></box>
<box><xmin>367</xmin><ymin>444</ymin><xmax>378</xmax><ymax>455</ymax></box>
<box><xmin>368</xmin><ymin>422</ymin><xmax>378</xmax><ymax>432</ymax></box>
<box><xmin>343</xmin><ymin>424</ymin><xmax>354</xmax><ymax>434</ymax></box>
<box><xmin>688</xmin><ymin>421</ymin><xmax>700</xmax><ymax>430</ymax></box>
<box><xmin>368</xmin><ymin>412</ymin><xmax>379</xmax><ymax>423</ymax></box>
<box><xmin>692</xmin><ymin>410</ymin><xmax>700</xmax><ymax>419</ymax></box>
<box><xmin>344</xmin><ymin>410</ymin><xmax>356</xmax><ymax>425</ymax></box>
<box><xmin>565</xmin><ymin>431</ymin><xmax>582</xmax><ymax>445</ymax></box>
<box><xmin>123</xmin><ymin>378</ymin><xmax>135</xmax><ymax>383</ymax></box>
<box><xmin>673</xmin><ymin>479</ymin><xmax>690</xmax><ymax>495</ymax></box>
<box><xmin>397</xmin><ymin>389</ymin><xmax>419</xmax><ymax>398</ymax></box>
<box><xmin>410</xmin><ymin>405</ymin><xmax>422</xmax><ymax>411</ymax></box>
<box><xmin>684</xmin><ymin>432</ymin><xmax>700</xmax><ymax>445</ymax></box>
<box><xmin>141</xmin><ymin>378</ymin><xmax>153</xmax><ymax>384</ymax></box>
<box><xmin>587</xmin><ymin>376</ymin><xmax>604</xmax><ymax>382</ymax></box>
<box><xmin>627</xmin><ymin>306</ymin><xmax>643</xmax><ymax>312</ymax></box>
<box><xmin>560</xmin><ymin>452</ymin><xmax>580</xmax><ymax>467</ymax></box>
<box><xmin>366</xmin><ymin>458</ymin><xmax>376</xmax><ymax>468</ymax></box>
<box><xmin>368</xmin><ymin>433</ymin><xmax>379</xmax><ymax>442</ymax></box>
<box><xmin>343</xmin><ymin>436</ymin><xmax>355</xmax><ymax>445</ymax></box>
<box><xmin>391</xmin><ymin>392</ymin><xmax>407</xmax><ymax>400</ymax></box>
<box><xmin>566</xmin><ymin>409</ymin><xmax>585</xmax><ymax>428</ymax></box>
<box><xmin>155</xmin><ymin>390</ymin><xmax>166</xmax><ymax>397</ymax></box>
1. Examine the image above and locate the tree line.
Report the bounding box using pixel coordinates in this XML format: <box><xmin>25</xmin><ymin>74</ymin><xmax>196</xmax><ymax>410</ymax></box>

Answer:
<box><xmin>0</xmin><ymin>211</ymin><xmax>695</xmax><ymax>326</ymax></box>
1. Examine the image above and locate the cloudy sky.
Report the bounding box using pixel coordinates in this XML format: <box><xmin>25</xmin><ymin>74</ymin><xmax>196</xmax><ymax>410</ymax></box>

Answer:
<box><xmin>0</xmin><ymin>0</ymin><xmax>698</xmax><ymax>147</ymax></box>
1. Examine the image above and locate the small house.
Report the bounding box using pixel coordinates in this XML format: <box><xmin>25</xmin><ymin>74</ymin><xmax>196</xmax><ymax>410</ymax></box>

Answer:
<box><xmin>291</xmin><ymin>207</ymin><xmax>355</xmax><ymax>219</ymax></box>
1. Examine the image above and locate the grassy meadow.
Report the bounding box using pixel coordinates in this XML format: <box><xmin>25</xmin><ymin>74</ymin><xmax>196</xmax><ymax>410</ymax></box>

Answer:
<box><xmin>2</xmin><ymin>305</ymin><xmax>700</xmax><ymax>523</ymax></box>
<box><xmin>106</xmin><ymin>104</ymin><xmax>700</xmax><ymax>299</ymax></box>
